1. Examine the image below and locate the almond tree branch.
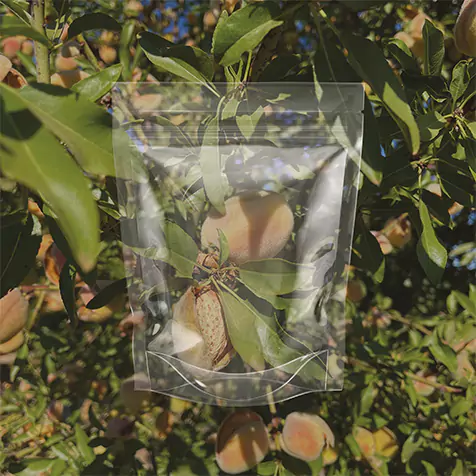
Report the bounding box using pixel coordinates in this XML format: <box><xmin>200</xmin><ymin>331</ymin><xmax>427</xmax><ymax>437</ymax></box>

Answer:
<box><xmin>31</xmin><ymin>0</ymin><xmax>50</xmax><ymax>83</ymax></box>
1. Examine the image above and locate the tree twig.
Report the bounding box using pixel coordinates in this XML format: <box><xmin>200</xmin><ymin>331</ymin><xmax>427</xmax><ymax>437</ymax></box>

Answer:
<box><xmin>31</xmin><ymin>0</ymin><xmax>50</xmax><ymax>83</ymax></box>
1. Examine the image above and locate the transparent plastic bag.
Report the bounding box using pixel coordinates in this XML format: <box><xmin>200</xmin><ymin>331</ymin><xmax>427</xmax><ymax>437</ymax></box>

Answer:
<box><xmin>112</xmin><ymin>82</ymin><xmax>364</xmax><ymax>406</ymax></box>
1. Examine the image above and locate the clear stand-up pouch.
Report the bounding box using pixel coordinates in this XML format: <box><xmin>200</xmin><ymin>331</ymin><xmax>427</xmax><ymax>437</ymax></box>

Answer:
<box><xmin>112</xmin><ymin>82</ymin><xmax>364</xmax><ymax>406</ymax></box>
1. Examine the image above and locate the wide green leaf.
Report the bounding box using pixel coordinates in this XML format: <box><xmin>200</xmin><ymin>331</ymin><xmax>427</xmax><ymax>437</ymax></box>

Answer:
<box><xmin>0</xmin><ymin>15</ymin><xmax>49</xmax><ymax>45</ymax></box>
<box><xmin>0</xmin><ymin>213</ymin><xmax>41</xmax><ymax>297</ymax></box>
<box><xmin>67</xmin><ymin>13</ymin><xmax>121</xmax><ymax>39</ymax></box>
<box><xmin>236</xmin><ymin>106</ymin><xmax>264</xmax><ymax>141</ymax></box>
<box><xmin>341</xmin><ymin>33</ymin><xmax>420</xmax><ymax>154</ymax></box>
<box><xmin>139</xmin><ymin>32</ymin><xmax>215</xmax><ymax>85</ymax></box>
<box><xmin>416</xmin><ymin>200</ymin><xmax>447</xmax><ymax>284</ymax></box>
<box><xmin>451</xmin><ymin>290</ymin><xmax>476</xmax><ymax>317</ymax></box>
<box><xmin>199</xmin><ymin>116</ymin><xmax>226</xmax><ymax>214</ymax></box>
<box><xmin>18</xmin><ymin>84</ymin><xmax>120</xmax><ymax>178</ymax></box>
<box><xmin>0</xmin><ymin>83</ymin><xmax>100</xmax><ymax>272</ymax></box>
<box><xmin>212</xmin><ymin>1</ymin><xmax>283</xmax><ymax>67</ymax></box>
<box><xmin>422</xmin><ymin>20</ymin><xmax>444</xmax><ymax>77</ymax></box>
<box><xmin>217</xmin><ymin>229</ymin><xmax>230</xmax><ymax>266</ymax></box>
<box><xmin>428</xmin><ymin>333</ymin><xmax>457</xmax><ymax>373</ymax></box>
<box><xmin>74</xmin><ymin>424</ymin><xmax>95</xmax><ymax>465</ymax></box>
<box><xmin>72</xmin><ymin>64</ymin><xmax>122</xmax><ymax>102</ymax></box>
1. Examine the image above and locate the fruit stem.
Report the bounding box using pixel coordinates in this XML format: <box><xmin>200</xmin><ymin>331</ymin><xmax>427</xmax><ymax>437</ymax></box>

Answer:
<box><xmin>31</xmin><ymin>0</ymin><xmax>50</xmax><ymax>83</ymax></box>
<box><xmin>79</xmin><ymin>33</ymin><xmax>101</xmax><ymax>72</ymax></box>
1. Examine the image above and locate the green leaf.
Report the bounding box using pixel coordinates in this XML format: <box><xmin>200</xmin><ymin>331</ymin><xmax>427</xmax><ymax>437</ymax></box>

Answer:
<box><xmin>236</xmin><ymin>106</ymin><xmax>264</xmax><ymax>141</ymax></box>
<box><xmin>429</xmin><ymin>333</ymin><xmax>457</xmax><ymax>373</ymax></box>
<box><xmin>386</xmin><ymin>38</ymin><xmax>419</xmax><ymax>73</ymax></box>
<box><xmin>451</xmin><ymin>290</ymin><xmax>476</xmax><ymax>317</ymax></box>
<box><xmin>0</xmin><ymin>83</ymin><xmax>100</xmax><ymax>272</ymax></box>
<box><xmin>217</xmin><ymin>286</ymin><xmax>265</xmax><ymax>370</ymax></box>
<box><xmin>0</xmin><ymin>0</ymin><xmax>30</xmax><ymax>23</ymax></box>
<box><xmin>381</xmin><ymin>149</ymin><xmax>418</xmax><ymax>189</ymax></box>
<box><xmin>362</xmin><ymin>98</ymin><xmax>384</xmax><ymax>185</ymax></box>
<box><xmin>360</xmin><ymin>384</ymin><xmax>376</xmax><ymax>415</ymax></box>
<box><xmin>341</xmin><ymin>33</ymin><xmax>420</xmax><ymax>154</ymax></box>
<box><xmin>422</xmin><ymin>461</ymin><xmax>437</xmax><ymax>476</ymax></box>
<box><xmin>416</xmin><ymin>200</ymin><xmax>447</xmax><ymax>284</ymax></box>
<box><xmin>450</xmin><ymin>398</ymin><xmax>472</xmax><ymax>418</ymax></box>
<box><xmin>119</xmin><ymin>19</ymin><xmax>136</xmax><ymax>81</ymax></box>
<box><xmin>212</xmin><ymin>1</ymin><xmax>283</xmax><ymax>67</ymax></box>
<box><xmin>139</xmin><ymin>32</ymin><xmax>215</xmax><ymax>86</ymax></box>
<box><xmin>450</xmin><ymin>61</ymin><xmax>470</xmax><ymax>104</ymax></box>
<box><xmin>452</xmin><ymin>460</ymin><xmax>470</xmax><ymax>476</ymax></box>
<box><xmin>59</xmin><ymin>263</ymin><xmax>77</xmax><ymax>322</ymax></box>
<box><xmin>352</xmin><ymin>218</ymin><xmax>385</xmax><ymax>283</ymax></box>
<box><xmin>438</xmin><ymin>159</ymin><xmax>474</xmax><ymax>207</ymax></box>
<box><xmin>86</xmin><ymin>278</ymin><xmax>127</xmax><ymax>309</ymax></box>
<box><xmin>259</xmin><ymin>54</ymin><xmax>301</xmax><ymax>82</ymax></box>
<box><xmin>422</xmin><ymin>20</ymin><xmax>444</xmax><ymax>77</ymax></box>
<box><xmin>74</xmin><ymin>424</ymin><xmax>95</xmax><ymax>465</ymax></box>
<box><xmin>18</xmin><ymin>84</ymin><xmax>121</xmax><ymax>179</ymax></box>
<box><xmin>199</xmin><ymin>116</ymin><xmax>226</xmax><ymax>214</ymax></box>
<box><xmin>240</xmin><ymin>258</ymin><xmax>307</xmax><ymax>297</ymax></box>
<box><xmin>217</xmin><ymin>229</ymin><xmax>229</xmax><ymax>266</ymax></box>
<box><xmin>417</xmin><ymin>111</ymin><xmax>446</xmax><ymax>142</ymax></box>
<box><xmin>401</xmin><ymin>433</ymin><xmax>422</xmax><ymax>463</ymax></box>
<box><xmin>72</xmin><ymin>64</ymin><xmax>122</xmax><ymax>102</ymax></box>
<box><xmin>0</xmin><ymin>213</ymin><xmax>41</xmax><ymax>297</ymax></box>
<box><xmin>67</xmin><ymin>13</ymin><xmax>121</xmax><ymax>39</ymax></box>
<box><xmin>0</xmin><ymin>15</ymin><xmax>49</xmax><ymax>45</ymax></box>
<box><xmin>153</xmin><ymin>116</ymin><xmax>195</xmax><ymax>149</ymax></box>
<box><xmin>125</xmin><ymin>221</ymin><xmax>198</xmax><ymax>279</ymax></box>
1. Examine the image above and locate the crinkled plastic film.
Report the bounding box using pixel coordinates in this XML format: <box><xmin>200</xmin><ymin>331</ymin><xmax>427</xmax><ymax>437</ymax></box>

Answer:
<box><xmin>112</xmin><ymin>82</ymin><xmax>364</xmax><ymax>406</ymax></box>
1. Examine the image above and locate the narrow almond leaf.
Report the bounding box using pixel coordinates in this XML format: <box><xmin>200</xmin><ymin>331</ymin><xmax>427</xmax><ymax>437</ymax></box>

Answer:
<box><xmin>217</xmin><ymin>229</ymin><xmax>230</xmax><ymax>265</ymax></box>
<box><xmin>0</xmin><ymin>15</ymin><xmax>49</xmax><ymax>44</ymax></box>
<box><xmin>139</xmin><ymin>32</ymin><xmax>215</xmax><ymax>86</ymax></box>
<box><xmin>428</xmin><ymin>333</ymin><xmax>457</xmax><ymax>373</ymax></box>
<box><xmin>86</xmin><ymin>278</ymin><xmax>128</xmax><ymax>310</ymax></box>
<box><xmin>451</xmin><ymin>290</ymin><xmax>476</xmax><ymax>317</ymax></box>
<box><xmin>218</xmin><ymin>286</ymin><xmax>265</xmax><ymax>371</ymax></box>
<box><xmin>450</xmin><ymin>61</ymin><xmax>469</xmax><ymax>104</ymax></box>
<box><xmin>67</xmin><ymin>13</ymin><xmax>121</xmax><ymax>39</ymax></box>
<box><xmin>200</xmin><ymin>116</ymin><xmax>226</xmax><ymax>214</ymax></box>
<box><xmin>417</xmin><ymin>111</ymin><xmax>446</xmax><ymax>142</ymax></box>
<box><xmin>212</xmin><ymin>1</ymin><xmax>283</xmax><ymax>67</ymax></box>
<box><xmin>341</xmin><ymin>33</ymin><xmax>420</xmax><ymax>154</ymax></box>
<box><xmin>422</xmin><ymin>20</ymin><xmax>445</xmax><ymax>77</ymax></box>
<box><xmin>416</xmin><ymin>200</ymin><xmax>447</xmax><ymax>284</ymax></box>
<box><xmin>18</xmin><ymin>84</ymin><xmax>119</xmax><ymax>178</ymax></box>
<box><xmin>59</xmin><ymin>263</ymin><xmax>77</xmax><ymax>322</ymax></box>
<box><xmin>0</xmin><ymin>0</ymin><xmax>31</xmax><ymax>24</ymax></box>
<box><xmin>72</xmin><ymin>64</ymin><xmax>122</xmax><ymax>102</ymax></box>
<box><xmin>74</xmin><ymin>424</ymin><xmax>95</xmax><ymax>465</ymax></box>
<box><xmin>236</xmin><ymin>106</ymin><xmax>264</xmax><ymax>141</ymax></box>
<box><xmin>386</xmin><ymin>38</ymin><xmax>419</xmax><ymax>73</ymax></box>
<box><xmin>0</xmin><ymin>83</ymin><xmax>100</xmax><ymax>272</ymax></box>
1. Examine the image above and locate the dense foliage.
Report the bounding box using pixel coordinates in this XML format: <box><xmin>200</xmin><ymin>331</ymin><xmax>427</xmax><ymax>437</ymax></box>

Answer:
<box><xmin>0</xmin><ymin>0</ymin><xmax>475</xmax><ymax>475</ymax></box>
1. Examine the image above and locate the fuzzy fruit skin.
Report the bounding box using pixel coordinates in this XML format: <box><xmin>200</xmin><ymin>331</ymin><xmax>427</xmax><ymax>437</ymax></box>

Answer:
<box><xmin>280</xmin><ymin>412</ymin><xmax>335</xmax><ymax>462</ymax></box>
<box><xmin>455</xmin><ymin>0</ymin><xmax>476</xmax><ymax>57</ymax></box>
<box><xmin>0</xmin><ymin>289</ymin><xmax>28</xmax><ymax>344</ymax></box>
<box><xmin>50</xmin><ymin>70</ymin><xmax>89</xmax><ymax>88</ymax></box>
<box><xmin>55</xmin><ymin>55</ymin><xmax>78</xmax><ymax>72</ymax></box>
<box><xmin>201</xmin><ymin>192</ymin><xmax>294</xmax><ymax>265</ymax></box>
<box><xmin>216</xmin><ymin>411</ymin><xmax>269</xmax><ymax>475</ymax></box>
<box><xmin>1</xmin><ymin>37</ymin><xmax>21</xmax><ymax>59</ymax></box>
<box><xmin>384</xmin><ymin>216</ymin><xmax>412</xmax><ymax>249</ymax></box>
<box><xmin>99</xmin><ymin>45</ymin><xmax>117</xmax><ymax>64</ymax></box>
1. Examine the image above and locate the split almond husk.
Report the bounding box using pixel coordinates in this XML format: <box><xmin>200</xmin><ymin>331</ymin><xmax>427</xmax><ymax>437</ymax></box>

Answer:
<box><xmin>0</xmin><ymin>289</ymin><xmax>28</xmax><ymax>344</ymax></box>
<box><xmin>172</xmin><ymin>286</ymin><xmax>234</xmax><ymax>371</ymax></box>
